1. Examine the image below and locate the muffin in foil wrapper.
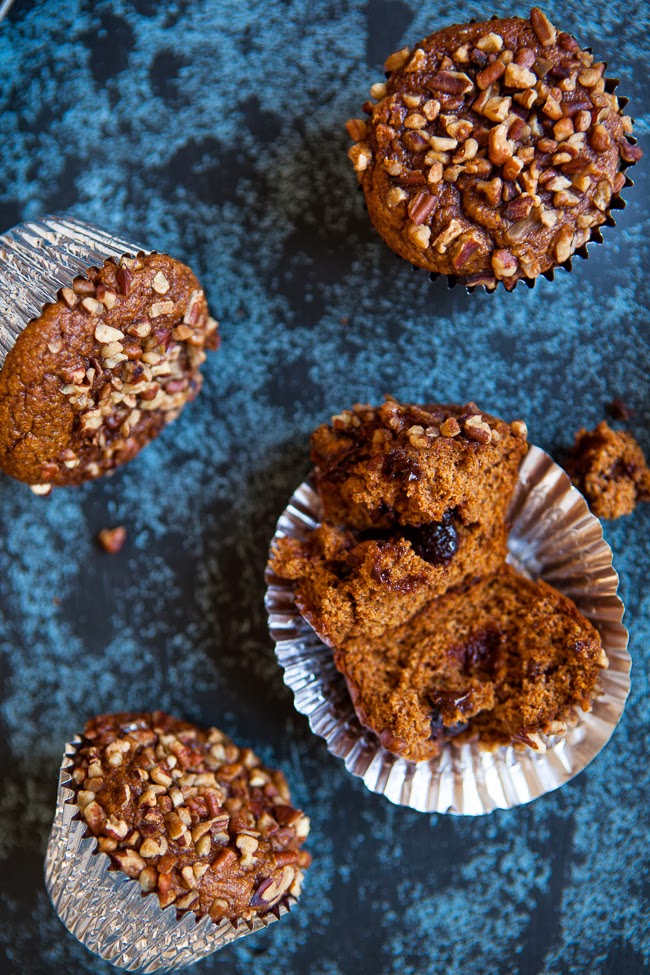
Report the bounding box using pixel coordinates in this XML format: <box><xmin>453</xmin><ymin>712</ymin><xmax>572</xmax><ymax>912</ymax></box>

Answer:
<box><xmin>265</xmin><ymin>445</ymin><xmax>630</xmax><ymax>815</ymax></box>
<box><xmin>0</xmin><ymin>215</ymin><xmax>147</xmax><ymax>370</ymax></box>
<box><xmin>45</xmin><ymin>739</ymin><xmax>297</xmax><ymax>973</ymax></box>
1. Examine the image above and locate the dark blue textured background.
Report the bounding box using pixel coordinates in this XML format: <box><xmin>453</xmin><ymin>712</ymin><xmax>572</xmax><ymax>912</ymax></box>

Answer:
<box><xmin>0</xmin><ymin>1</ymin><xmax>648</xmax><ymax>973</ymax></box>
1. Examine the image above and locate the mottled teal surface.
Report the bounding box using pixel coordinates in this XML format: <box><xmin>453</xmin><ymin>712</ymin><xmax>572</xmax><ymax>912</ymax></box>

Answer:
<box><xmin>0</xmin><ymin>1</ymin><xmax>648</xmax><ymax>973</ymax></box>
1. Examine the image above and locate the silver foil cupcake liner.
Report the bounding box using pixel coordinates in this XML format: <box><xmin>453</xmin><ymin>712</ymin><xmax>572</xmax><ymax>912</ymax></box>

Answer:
<box><xmin>265</xmin><ymin>445</ymin><xmax>631</xmax><ymax>815</ymax></box>
<box><xmin>45</xmin><ymin>739</ymin><xmax>297</xmax><ymax>973</ymax></box>
<box><xmin>0</xmin><ymin>215</ymin><xmax>147</xmax><ymax>369</ymax></box>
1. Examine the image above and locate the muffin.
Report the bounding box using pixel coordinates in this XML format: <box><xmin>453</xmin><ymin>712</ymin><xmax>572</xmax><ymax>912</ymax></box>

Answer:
<box><xmin>312</xmin><ymin>398</ymin><xmax>528</xmax><ymax>528</ymax></box>
<box><xmin>0</xmin><ymin>217</ymin><xmax>219</xmax><ymax>493</ymax></box>
<box><xmin>347</xmin><ymin>8</ymin><xmax>642</xmax><ymax>289</ymax></box>
<box><xmin>46</xmin><ymin>711</ymin><xmax>310</xmax><ymax>970</ymax></box>
<box><xmin>267</xmin><ymin>440</ymin><xmax>630</xmax><ymax>813</ymax></box>
<box><xmin>270</xmin><ymin>398</ymin><xmax>529</xmax><ymax>643</ymax></box>
<box><xmin>334</xmin><ymin>564</ymin><xmax>608</xmax><ymax>761</ymax></box>
<box><xmin>565</xmin><ymin>420</ymin><xmax>650</xmax><ymax>518</ymax></box>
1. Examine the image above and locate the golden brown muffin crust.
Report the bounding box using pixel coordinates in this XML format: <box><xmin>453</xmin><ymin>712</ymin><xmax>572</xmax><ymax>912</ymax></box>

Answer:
<box><xmin>70</xmin><ymin>711</ymin><xmax>311</xmax><ymax>924</ymax></box>
<box><xmin>347</xmin><ymin>9</ymin><xmax>641</xmax><ymax>288</ymax></box>
<box><xmin>0</xmin><ymin>253</ymin><xmax>219</xmax><ymax>489</ymax></box>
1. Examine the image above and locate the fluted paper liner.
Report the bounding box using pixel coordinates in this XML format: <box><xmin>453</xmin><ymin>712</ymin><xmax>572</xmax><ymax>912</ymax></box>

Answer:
<box><xmin>265</xmin><ymin>445</ymin><xmax>630</xmax><ymax>815</ymax></box>
<box><xmin>45</xmin><ymin>739</ymin><xmax>297</xmax><ymax>973</ymax></box>
<box><xmin>0</xmin><ymin>215</ymin><xmax>147</xmax><ymax>369</ymax></box>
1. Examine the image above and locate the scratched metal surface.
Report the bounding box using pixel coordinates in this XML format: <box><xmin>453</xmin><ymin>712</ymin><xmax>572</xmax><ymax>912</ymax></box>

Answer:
<box><xmin>0</xmin><ymin>1</ymin><xmax>648</xmax><ymax>973</ymax></box>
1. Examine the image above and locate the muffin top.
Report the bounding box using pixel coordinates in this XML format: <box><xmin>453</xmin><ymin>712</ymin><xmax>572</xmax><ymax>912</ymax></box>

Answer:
<box><xmin>69</xmin><ymin>712</ymin><xmax>311</xmax><ymax>924</ymax></box>
<box><xmin>565</xmin><ymin>420</ymin><xmax>650</xmax><ymax>518</ymax></box>
<box><xmin>312</xmin><ymin>397</ymin><xmax>529</xmax><ymax>529</ymax></box>
<box><xmin>0</xmin><ymin>253</ymin><xmax>219</xmax><ymax>491</ymax></box>
<box><xmin>347</xmin><ymin>8</ymin><xmax>641</xmax><ymax>287</ymax></box>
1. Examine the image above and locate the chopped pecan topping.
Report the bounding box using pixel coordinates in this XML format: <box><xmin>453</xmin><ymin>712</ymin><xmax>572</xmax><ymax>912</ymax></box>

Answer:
<box><xmin>384</xmin><ymin>47</ymin><xmax>411</xmax><ymax>72</ymax></box>
<box><xmin>69</xmin><ymin>712</ymin><xmax>311</xmax><ymax>923</ymax></box>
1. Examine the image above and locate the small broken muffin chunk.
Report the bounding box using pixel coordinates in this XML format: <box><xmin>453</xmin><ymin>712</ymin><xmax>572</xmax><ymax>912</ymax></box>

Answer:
<box><xmin>312</xmin><ymin>397</ymin><xmax>528</xmax><ymax>529</ymax></box>
<box><xmin>334</xmin><ymin>565</ymin><xmax>607</xmax><ymax>761</ymax></box>
<box><xmin>0</xmin><ymin>253</ymin><xmax>219</xmax><ymax>492</ymax></box>
<box><xmin>70</xmin><ymin>711</ymin><xmax>311</xmax><ymax>923</ymax></box>
<box><xmin>565</xmin><ymin>420</ymin><xmax>650</xmax><ymax>519</ymax></box>
<box><xmin>347</xmin><ymin>8</ymin><xmax>642</xmax><ymax>288</ymax></box>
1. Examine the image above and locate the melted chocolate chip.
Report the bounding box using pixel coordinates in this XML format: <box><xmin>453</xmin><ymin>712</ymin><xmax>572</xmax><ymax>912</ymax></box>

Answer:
<box><xmin>457</xmin><ymin>625</ymin><xmax>503</xmax><ymax>676</ymax></box>
<box><xmin>430</xmin><ymin>688</ymin><xmax>475</xmax><ymax>718</ymax></box>
<box><xmin>429</xmin><ymin>708</ymin><xmax>468</xmax><ymax>742</ymax></box>
<box><xmin>403</xmin><ymin>511</ymin><xmax>459</xmax><ymax>565</ymax></box>
<box><xmin>383</xmin><ymin>448</ymin><xmax>421</xmax><ymax>484</ymax></box>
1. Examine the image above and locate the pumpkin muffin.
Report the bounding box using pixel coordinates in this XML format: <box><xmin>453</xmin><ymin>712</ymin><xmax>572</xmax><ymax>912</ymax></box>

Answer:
<box><xmin>270</xmin><ymin>398</ymin><xmax>529</xmax><ymax>643</ymax></box>
<box><xmin>335</xmin><ymin>564</ymin><xmax>608</xmax><ymax>761</ymax></box>
<box><xmin>68</xmin><ymin>711</ymin><xmax>311</xmax><ymax>923</ymax></box>
<box><xmin>0</xmin><ymin>252</ymin><xmax>219</xmax><ymax>493</ymax></box>
<box><xmin>347</xmin><ymin>8</ymin><xmax>642</xmax><ymax>289</ymax></box>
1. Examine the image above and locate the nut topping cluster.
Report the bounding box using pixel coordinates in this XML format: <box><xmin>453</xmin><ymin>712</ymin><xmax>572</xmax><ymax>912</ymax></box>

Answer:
<box><xmin>329</xmin><ymin>396</ymin><xmax>527</xmax><ymax>448</ymax></box>
<box><xmin>347</xmin><ymin>8</ymin><xmax>642</xmax><ymax>287</ymax></box>
<box><xmin>70</xmin><ymin>712</ymin><xmax>311</xmax><ymax>924</ymax></box>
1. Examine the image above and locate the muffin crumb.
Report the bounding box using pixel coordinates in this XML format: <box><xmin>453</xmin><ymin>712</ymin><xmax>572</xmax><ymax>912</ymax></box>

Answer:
<box><xmin>565</xmin><ymin>420</ymin><xmax>650</xmax><ymax>518</ymax></box>
<box><xmin>97</xmin><ymin>526</ymin><xmax>127</xmax><ymax>554</ymax></box>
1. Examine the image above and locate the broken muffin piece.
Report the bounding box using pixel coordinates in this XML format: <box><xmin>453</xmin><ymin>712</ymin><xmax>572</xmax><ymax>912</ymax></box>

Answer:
<box><xmin>334</xmin><ymin>564</ymin><xmax>607</xmax><ymax>762</ymax></box>
<box><xmin>312</xmin><ymin>397</ymin><xmax>529</xmax><ymax>529</ymax></box>
<box><xmin>565</xmin><ymin>420</ymin><xmax>650</xmax><ymax>519</ymax></box>
<box><xmin>270</xmin><ymin>515</ymin><xmax>509</xmax><ymax>645</ymax></box>
<box><xmin>270</xmin><ymin>398</ymin><xmax>529</xmax><ymax>644</ymax></box>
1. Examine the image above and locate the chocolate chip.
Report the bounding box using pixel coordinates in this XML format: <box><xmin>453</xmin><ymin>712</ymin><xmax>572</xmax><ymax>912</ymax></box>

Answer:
<box><xmin>403</xmin><ymin>511</ymin><xmax>459</xmax><ymax>565</ymax></box>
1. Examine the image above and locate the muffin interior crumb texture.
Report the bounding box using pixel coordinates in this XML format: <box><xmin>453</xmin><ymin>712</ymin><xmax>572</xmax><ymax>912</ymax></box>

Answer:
<box><xmin>347</xmin><ymin>7</ymin><xmax>642</xmax><ymax>289</ymax></box>
<box><xmin>270</xmin><ymin>397</ymin><xmax>608</xmax><ymax>759</ymax></box>
<box><xmin>335</xmin><ymin>564</ymin><xmax>607</xmax><ymax>762</ymax></box>
<box><xmin>565</xmin><ymin>420</ymin><xmax>650</xmax><ymax>518</ymax></box>
<box><xmin>70</xmin><ymin>712</ymin><xmax>311</xmax><ymax>924</ymax></box>
<box><xmin>0</xmin><ymin>252</ymin><xmax>219</xmax><ymax>491</ymax></box>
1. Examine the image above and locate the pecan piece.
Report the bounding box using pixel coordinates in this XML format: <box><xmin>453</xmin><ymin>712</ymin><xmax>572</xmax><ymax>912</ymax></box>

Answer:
<box><xmin>590</xmin><ymin>124</ymin><xmax>611</xmax><ymax>152</ymax></box>
<box><xmin>464</xmin><ymin>415</ymin><xmax>492</xmax><ymax>443</ymax></box>
<box><xmin>619</xmin><ymin>140</ymin><xmax>643</xmax><ymax>164</ymax></box>
<box><xmin>476</xmin><ymin>177</ymin><xmax>503</xmax><ymax>207</ymax></box>
<box><xmin>476</xmin><ymin>59</ymin><xmax>505</xmax><ymax>90</ymax></box>
<box><xmin>346</xmin><ymin>118</ymin><xmax>368</xmax><ymax>141</ymax></box>
<box><xmin>530</xmin><ymin>7</ymin><xmax>557</xmax><ymax>47</ymax></box>
<box><xmin>504</xmin><ymin>63</ymin><xmax>537</xmax><ymax>89</ymax></box>
<box><xmin>451</xmin><ymin>234</ymin><xmax>481</xmax><ymax>270</ymax></box>
<box><xmin>491</xmin><ymin>249</ymin><xmax>518</xmax><ymax>279</ymax></box>
<box><xmin>384</xmin><ymin>47</ymin><xmax>410</xmax><ymax>72</ymax></box>
<box><xmin>348</xmin><ymin>143</ymin><xmax>372</xmax><ymax>172</ymax></box>
<box><xmin>408</xmin><ymin>190</ymin><xmax>437</xmax><ymax>226</ymax></box>
<box><xmin>504</xmin><ymin>195</ymin><xmax>534</xmax><ymax>221</ymax></box>
<box><xmin>553</xmin><ymin>225</ymin><xmax>574</xmax><ymax>263</ymax></box>
<box><xmin>488</xmin><ymin>123</ymin><xmax>514</xmax><ymax>165</ymax></box>
<box><xmin>428</xmin><ymin>70</ymin><xmax>473</xmax><ymax>95</ymax></box>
